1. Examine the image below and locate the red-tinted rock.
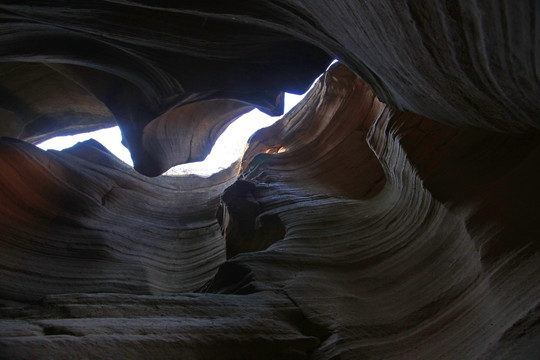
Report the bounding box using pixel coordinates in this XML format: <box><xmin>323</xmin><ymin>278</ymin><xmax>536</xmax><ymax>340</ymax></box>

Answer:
<box><xmin>0</xmin><ymin>2</ymin><xmax>539</xmax><ymax>359</ymax></box>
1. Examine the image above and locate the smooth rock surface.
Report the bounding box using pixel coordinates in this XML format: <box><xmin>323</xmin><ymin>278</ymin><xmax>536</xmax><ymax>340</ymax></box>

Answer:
<box><xmin>0</xmin><ymin>139</ymin><xmax>237</xmax><ymax>302</ymax></box>
<box><xmin>1</xmin><ymin>1</ymin><xmax>538</xmax><ymax>175</ymax></box>
<box><xmin>0</xmin><ymin>2</ymin><xmax>539</xmax><ymax>359</ymax></box>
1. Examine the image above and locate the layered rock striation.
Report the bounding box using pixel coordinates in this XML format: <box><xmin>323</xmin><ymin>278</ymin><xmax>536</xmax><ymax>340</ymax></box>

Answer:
<box><xmin>1</xmin><ymin>1</ymin><xmax>539</xmax><ymax>359</ymax></box>
<box><xmin>0</xmin><ymin>139</ymin><xmax>237</xmax><ymax>302</ymax></box>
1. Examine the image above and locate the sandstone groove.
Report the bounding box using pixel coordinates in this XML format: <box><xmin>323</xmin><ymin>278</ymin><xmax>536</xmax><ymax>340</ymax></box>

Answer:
<box><xmin>1</xmin><ymin>2</ymin><xmax>539</xmax><ymax>359</ymax></box>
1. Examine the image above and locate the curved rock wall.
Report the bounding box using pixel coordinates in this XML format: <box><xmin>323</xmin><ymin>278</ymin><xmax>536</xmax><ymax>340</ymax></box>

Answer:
<box><xmin>0</xmin><ymin>139</ymin><xmax>237</xmax><ymax>302</ymax></box>
<box><xmin>1</xmin><ymin>1</ymin><xmax>538</xmax><ymax>176</ymax></box>
<box><xmin>0</xmin><ymin>1</ymin><xmax>539</xmax><ymax>359</ymax></box>
<box><xmin>0</xmin><ymin>63</ymin><xmax>115</xmax><ymax>143</ymax></box>
<box><xmin>2</xmin><ymin>63</ymin><xmax>539</xmax><ymax>359</ymax></box>
<box><xmin>212</xmin><ymin>64</ymin><xmax>540</xmax><ymax>358</ymax></box>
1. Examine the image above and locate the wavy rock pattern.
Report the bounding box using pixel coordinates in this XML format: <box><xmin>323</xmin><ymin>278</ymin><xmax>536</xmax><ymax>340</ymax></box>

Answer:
<box><xmin>139</xmin><ymin>100</ymin><xmax>252</xmax><ymax>176</ymax></box>
<box><xmin>0</xmin><ymin>1</ymin><xmax>539</xmax><ymax>359</ymax></box>
<box><xmin>1</xmin><ymin>1</ymin><xmax>538</xmax><ymax>175</ymax></box>
<box><xmin>212</xmin><ymin>65</ymin><xmax>540</xmax><ymax>358</ymax></box>
<box><xmin>2</xmin><ymin>63</ymin><xmax>539</xmax><ymax>359</ymax></box>
<box><xmin>0</xmin><ymin>63</ymin><xmax>115</xmax><ymax>143</ymax></box>
<box><xmin>0</xmin><ymin>139</ymin><xmax>237</xmax><ymax>302</ymax></box>
<box><xmin>0</xmin><ymin>1</ymin><xmax>332</xmax><ymax>175</ymax></box>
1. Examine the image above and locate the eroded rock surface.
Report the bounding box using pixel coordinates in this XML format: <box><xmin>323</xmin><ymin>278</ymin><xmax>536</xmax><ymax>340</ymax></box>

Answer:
<box><xmin>1</xmin><ymin>2</ymin><xmax>539</xmax><ymax>360</ymax></box>
<box><xmin>0</xmin><ymin>139</ymin><xmax>237</xmax><ymax>302</ymax></box>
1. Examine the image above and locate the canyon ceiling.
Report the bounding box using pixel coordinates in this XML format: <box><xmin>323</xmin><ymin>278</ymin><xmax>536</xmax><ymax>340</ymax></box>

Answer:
<box><xmin>0</xmin><ymin>1</ymin><xmax>539</xmax><ymax>359</ymax></box>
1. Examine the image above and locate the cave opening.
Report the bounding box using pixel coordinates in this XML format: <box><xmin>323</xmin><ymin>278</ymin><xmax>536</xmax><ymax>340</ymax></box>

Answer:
<box><xmin>2</xmin><ymin>1</ymin><xmax>538</xmax><ymax>357</ymax></box>
<box><xmin>37</xmin><ymin>92</ymin><xmax>307</xmax><ymax>177</ymax></box>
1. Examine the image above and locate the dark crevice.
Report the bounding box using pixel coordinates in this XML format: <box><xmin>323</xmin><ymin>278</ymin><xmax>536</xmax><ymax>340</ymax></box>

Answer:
<box><xmin>278</xmin><ymin>289</ymin><xmax>332</xmax><ymax>355</ymax></box>
<box><xmin>217</xmin><ymin>179</ymin><xmax>286</xmax><ymax>259</ymax></box>
<box><xmin>199</xmin><ymin>260</ymin><xmax>256</xmax><ymax>295</ymax></box>
<box><xmin>41</xmin><ymin>325</ymin><xmax>82</xmax><ymax>337</ymax></box>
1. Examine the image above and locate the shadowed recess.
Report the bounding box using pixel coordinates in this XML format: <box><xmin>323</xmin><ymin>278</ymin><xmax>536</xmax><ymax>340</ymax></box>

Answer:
<box><xmin>0</xmin><ymin>2</ymin><xmax>539</xmax><ymax>359</ymax></box>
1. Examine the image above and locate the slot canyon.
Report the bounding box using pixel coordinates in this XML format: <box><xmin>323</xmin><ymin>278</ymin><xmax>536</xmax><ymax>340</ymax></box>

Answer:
<box><xmin>0</xmin><ymin>1</ymin><xmax>539</xmax><ymax>359</ymax></box>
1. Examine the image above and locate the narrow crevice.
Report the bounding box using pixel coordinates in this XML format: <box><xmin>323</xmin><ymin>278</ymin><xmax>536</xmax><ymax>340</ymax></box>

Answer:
<box><xmin>40</xmin><ymin>324</ymin><xmax>82</xmax><ymax>337</ymax></box>
<box><xmin>278</xmin><ymin>289</ymin><xmax>332</xmax><ymax>355</ymax></box>
<box><xmin>217</xmin><ymin>180</ymin><xmax>286</xmax><ymax>259</ymax></box>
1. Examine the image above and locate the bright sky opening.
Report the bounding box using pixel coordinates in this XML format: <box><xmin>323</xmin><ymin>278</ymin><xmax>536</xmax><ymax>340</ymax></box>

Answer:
<box><xmin>38</xmin><ymin>92</ymin><xmax>306</xmax><ymax>177</ymax></box>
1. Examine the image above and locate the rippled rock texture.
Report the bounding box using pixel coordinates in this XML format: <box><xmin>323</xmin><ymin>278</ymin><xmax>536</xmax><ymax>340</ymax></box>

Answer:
<box><xmin>1</xmin><ymin>1</ymin><xmax>540</xmax><ymax>360</ymax></box>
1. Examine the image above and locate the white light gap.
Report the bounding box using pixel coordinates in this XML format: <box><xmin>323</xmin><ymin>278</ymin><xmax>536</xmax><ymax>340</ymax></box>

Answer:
<box><xmin>38</xmin><ymin>93</ymin><xmax>307</xmax><ymax>177</ymax></box>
